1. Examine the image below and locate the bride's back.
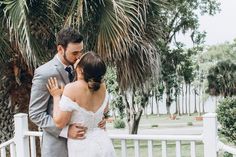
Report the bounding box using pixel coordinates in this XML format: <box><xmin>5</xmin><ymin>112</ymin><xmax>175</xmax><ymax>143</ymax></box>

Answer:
<box><xmin>63</xmin><ymin>80</ymin><xmax>107</xmax><ymax>113</ymax></box>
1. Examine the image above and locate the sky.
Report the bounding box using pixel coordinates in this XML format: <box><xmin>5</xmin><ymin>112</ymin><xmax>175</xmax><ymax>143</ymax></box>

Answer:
<box><xmin>177</xmin><ymin>0</ymin><xmax>236</xmax><ymax>47</ymax></box>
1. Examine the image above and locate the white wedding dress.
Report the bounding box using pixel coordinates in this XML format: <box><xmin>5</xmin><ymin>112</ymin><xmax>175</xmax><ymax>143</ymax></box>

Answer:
<box><xmin>59</xmin><ymin>91</ymin><xmax>116</xmax><ymax>157</ymax></box>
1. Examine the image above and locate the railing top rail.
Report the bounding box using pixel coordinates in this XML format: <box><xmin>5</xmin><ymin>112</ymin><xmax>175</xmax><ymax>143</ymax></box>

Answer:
<box><xmin>218</xmin><ymin>141</ymin><xmax>236</xmax><ymax>155</ymax></box>
<box><xmin>0</xmin><ymin>139</ymin><xmax>14</xmax><ymax>148</ymax></box>
<box><xmin>24</xmin><ymin>131</ymin><xmax>203</xmax><ymax>141</ymax></box>
<box><xmin>25</xmin><ymin>131</ymin><xmax>43</xmax><ymax>137</ymax></box>
<box><xmin>109</xmin><ymin>134</ymin><xmax>203</xmax><ymax>141</ymax></box>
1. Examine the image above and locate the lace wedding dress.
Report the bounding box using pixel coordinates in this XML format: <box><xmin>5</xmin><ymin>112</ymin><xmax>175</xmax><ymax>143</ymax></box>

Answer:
<box><xmin>59</xmin><ymin>91</ymin><xmax>116</xmax><ymax>157</ymax></box>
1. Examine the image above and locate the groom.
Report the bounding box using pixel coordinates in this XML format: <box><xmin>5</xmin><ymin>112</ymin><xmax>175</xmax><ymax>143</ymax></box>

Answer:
<box><xmin>29</xmin><ymin>27</ymin><xmax>105</xmax><ymax>157</ymax></box>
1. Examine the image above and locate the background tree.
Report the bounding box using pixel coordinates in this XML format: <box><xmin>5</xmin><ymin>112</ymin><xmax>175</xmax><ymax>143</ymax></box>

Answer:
<box><xmin>206</xmin><ymin>60</ymin><xmax>236</xmax><ymax>98</ymax></box>
<box><xmin>154</xmin><ymin>0</ymin><xmax>219</xmax><ymax>115</ymax></box>
<box><xmin>217</xmin><ymin>97</ymin><xmax>236</xmax><ymax>145</ymax></box>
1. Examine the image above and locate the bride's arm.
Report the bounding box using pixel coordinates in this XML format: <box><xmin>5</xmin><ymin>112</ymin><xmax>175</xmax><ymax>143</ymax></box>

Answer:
<box><xmin>47</xmin><ymin>77</ymin><xmax>72</xmax><ymax>129</ymax></box>
<box><xmin>52</xmin><ymin>94</ymin><xmax>72</xmax><ymax>129</ymax></box>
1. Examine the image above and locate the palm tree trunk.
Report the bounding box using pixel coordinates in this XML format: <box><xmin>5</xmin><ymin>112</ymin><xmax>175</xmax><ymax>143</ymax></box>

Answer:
<box><xmin>202</xmin><ymin>87</ymin><xmax>205</xmax><ymax>113</ymax></box>
<box><xmin>188</xmin><ymin>84</ymin><xmax>191</xmax><ymax>116</ymax></box>
<box><xmin>166</xmin><ymin>90</ymin><xmax>171</xmax><ymax>115</ymax></box>
<box><xmin>175</xmin><ymin>95</ymin><xmax>179</xmax><ymax>115</ymax></box>
<box><xmin>150</xmin><ymin>96</ymin><xmax>154</xmax><ymax>115</ymax></box>
<box><xmin>177</xmin><ymin>94</ymin><xmax>181</xmax><ymax>116</ymax></box>
<box><xmin>155</xmin><ymin>96</ymin><xmax>160</xmax><ymax>116</ymax></box>
<box><xmin>181</xmin><ymin>84</ymin><xmax>184</xmax><ymax>115</ymax></box>
<box><xmin>193</xmin><ymin>89</ymin><xmax>197</xmax><ymax>113</ymax></box>
<box><xmin>185</xmin><ymin>83</ymin><xmax>188</xmax><ymax>114</ymax></box>
<box><xmin>0</xmin><ymin>97</ymin><xmax>14</xmax><ymax>143</ymax></box>
<box><xmin>128</xmin><ymin>109</ymin><xmax>143</xmax><ymax>134</ymax></box>
<box><xmin>198</xmin><ymin>84</ymin><xmax>202</xmax><ymax>116</ymax></box>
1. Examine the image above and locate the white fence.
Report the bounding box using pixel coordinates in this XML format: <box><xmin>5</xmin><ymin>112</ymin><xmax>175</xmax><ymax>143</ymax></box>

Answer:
<box><xmin>0</xmin><ymin>113</ymin><xmax>236</xmax><ymax>157</ymax></box>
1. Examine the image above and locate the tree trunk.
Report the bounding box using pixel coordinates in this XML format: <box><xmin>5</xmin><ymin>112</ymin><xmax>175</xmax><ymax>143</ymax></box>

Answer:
<box><xmin>123</xmin><ymin>92</ymin><xmax>145</xmax><ymax>135</ymax></box>
<box><xmin>174</xmin><ymin>90</ymin><xmax>179</xmax><ymax>115</ymax></box>
<box><xmin>128</xmin><ymin>109</ymin><xmax>143</xmax><ymax>134</ymax></box>
<box><xmin>188</xmin><ymin>84</ymin><xmax>191</xmax><ymax>116</ymax></box>
<box><xmin>181</xmin><ymin>84</ymin><xmax>184</xmax><ymax>115</ymax></box>
<box><xmin>177</xmin><ymin>94</ymin><xmax>181</xmax><ymax>116</ymax></box>
<box><xmin>144</xmin><ymin>105</ymin><xmax>148</xmax><ymax>118</ymax></box>
<box><xmin>175</xmin><ymin>96</ymin><xmax>178</xmax><ymax>114</ymax></box>
<box><xmin>198</xmin><ymin>84</ymin><xmax>202</xmax><ymax>116</ymax></box>
<box><xmin>193</xmin><ymin>89</ymin><xmax>197</xmax><ymax>113</ymax></box>
<box><xmin>202</xmin><ymin>87</ymin><xmax>205</xmax><ymax>113</ymax></box>
<box><xmin>185</xmin><ymin>83</ymin><xmax>188</xmax><ymax>114</ymax></box>
<box><xmin>150</xmin><ymin>96</ymin><xmax>154</xmax><ymax>115</ymax></box>
<box><xmin>0</xmin><ymin>65</ymin><xmax>40</xmax><ymax>156</ymax></box>
<box><xmin>0</xmin><ymin>97</ymin><xmax>14</xmax><ymax>143</ymax></box>
<box><xmin>166</xmin><ymin>92</ymin><xmax>171</xmax><ymax>115</ymax></box>
<box><xmin>155</xmin><ymin>96</ymin><xmax>160</xmax><ymax>117</ymax></box>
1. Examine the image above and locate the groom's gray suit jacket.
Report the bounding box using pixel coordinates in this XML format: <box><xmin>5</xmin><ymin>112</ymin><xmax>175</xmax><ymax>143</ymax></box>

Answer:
<box><xmin>29</xmin><ymin>56</ymin><xmax>70</xmax><ymax>157</ymax></box>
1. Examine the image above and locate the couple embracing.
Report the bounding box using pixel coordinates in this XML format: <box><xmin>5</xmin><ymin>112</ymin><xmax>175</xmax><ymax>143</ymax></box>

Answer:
<box><xmin>29</xmin><ymin>27</ymin><xmax>116</xmax><ymax>157</ymax></box>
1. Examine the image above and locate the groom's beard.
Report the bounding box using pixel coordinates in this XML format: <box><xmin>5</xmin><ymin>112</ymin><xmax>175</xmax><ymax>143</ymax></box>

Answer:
<box><xmin>63</xmin><ymin>51</ymin><xmax>74</xmax><ymax>66</ymax></box>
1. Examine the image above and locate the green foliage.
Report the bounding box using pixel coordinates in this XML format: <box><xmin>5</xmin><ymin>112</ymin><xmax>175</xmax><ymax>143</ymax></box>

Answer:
<box><xmin>113</xmin><ymin>119</ymin><xmax>126</xmax><ymax>129</ymax></box>
<box><xmin>187</xmin><ymin>122</ymin><xmax>193</xmax><ymax>126</ymax></box>
<box><xmin>223</xmin><ymin>152</ymin><xmax>233</xmax><ymax>157</ymax></box>
<box><xmin>111</xmin><ymin>95</ymin><xmax>125</xmax><ymax>119</ymax></box>
<box><xmin>206</xmin><ymin>60</ymin><xmax>236</xmax><ymax>97</ymax></box>
<box><xmin>156</xmin><ymin>0</ymin><xmax>220</xmax><ymax>103</ymax></box>
<box><xmin>151</xmin><ymin>124</ymin><xmax>159</xmax><ymax>128</ymax></box>
<box><xmin>217</xmin><ymin>97</ymin><xmax>236</xmax><ymax>145</ymax></box>
<box><xmin>0</xmin><ymin>0</ymin><xmax>162</xmax><ymax>91</ymax></box>
<box><xmin>105</xmin><ymin>67</ymin><xmax>125</xmax><ymax>119</ymax></box>
<box><xmin>196</xmin><ymin>40</ymin><xmax>236</xmax><ymax>75</ymax></box>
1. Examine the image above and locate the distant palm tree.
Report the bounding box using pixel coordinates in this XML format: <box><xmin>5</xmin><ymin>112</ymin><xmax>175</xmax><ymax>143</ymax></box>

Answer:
<box><xmin>207</xmin><ymin>60</ymin><xmax>236</xmax><ymax>98</ymax></box>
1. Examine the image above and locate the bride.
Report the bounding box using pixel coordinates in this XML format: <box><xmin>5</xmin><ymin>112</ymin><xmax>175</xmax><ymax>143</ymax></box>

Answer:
<box><xmin>46</xmin><ymin>51</ymin><xmax>116</xmax><ymax>157</ymax></box>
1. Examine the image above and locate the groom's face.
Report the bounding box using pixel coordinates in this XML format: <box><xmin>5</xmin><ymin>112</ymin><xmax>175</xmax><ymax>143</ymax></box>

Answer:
<box><xmin>58</xmin><ymin>42</ymin><xmax>84</xmax><ymax>65</ymax></box>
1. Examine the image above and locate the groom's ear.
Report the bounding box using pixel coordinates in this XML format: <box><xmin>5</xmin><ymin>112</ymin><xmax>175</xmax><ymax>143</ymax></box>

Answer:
<box><xmin>57</xmin><ymin>45</ymin><xmax>64</xmax><ymax>54</ymax></box>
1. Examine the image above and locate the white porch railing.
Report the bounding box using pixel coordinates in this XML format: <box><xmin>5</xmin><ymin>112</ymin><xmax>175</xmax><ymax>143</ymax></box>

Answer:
<box><xmin>0</xmin><ymin>113</ymin><xmax>236</xmax><ymax>157</ymax></box>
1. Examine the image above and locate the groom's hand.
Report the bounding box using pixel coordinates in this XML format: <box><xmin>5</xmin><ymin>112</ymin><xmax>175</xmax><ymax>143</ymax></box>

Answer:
<box><xmin>98</xmin><ymin>118</ymin><xmax>106</xmax><ymax>130</ymax></box>
<box><xmin>68</xmin><ymin>123</ymin><xmax>87</xmax><ymax>139</ymax></box>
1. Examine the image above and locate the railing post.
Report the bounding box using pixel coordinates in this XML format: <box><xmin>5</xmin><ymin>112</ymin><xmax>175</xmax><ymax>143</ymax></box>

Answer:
<box><xmin>203</xmin><ymin>113</ymin><xmax>217</xmax><ymax>157</ymax></box>
<box><xmin>14</xmin><ymin>113</ymin><xmax>30</xmax><ymax>157</ymax></box>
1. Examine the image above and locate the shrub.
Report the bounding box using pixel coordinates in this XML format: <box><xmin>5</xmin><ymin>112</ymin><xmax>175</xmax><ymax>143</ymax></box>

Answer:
<box><xmin>151</xmin><ymin>124</ymin><xmax>159</xmax><ymax>128</ymax></box>
<box><xmin>223</xmin><ymin>152</ymin><xmax>233</xmax><ymax>157</ymax></box>
<box><xmin>187</xmin><ymin>122</ymin><xmax>193</xmax><ymax>126</ymax></box>
<box><xmin>216</xmin><ymin>97</ymin><xmax>236</xmax><ymax>145</ymax></box>
<box><xmin>113</xmin><ymin>119</ymin><xmax>126</xmax><ymax>129</ymax></box>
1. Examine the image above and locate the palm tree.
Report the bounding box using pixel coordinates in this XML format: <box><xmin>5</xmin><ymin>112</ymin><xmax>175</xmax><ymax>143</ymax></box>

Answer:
<box><xmin>206</xmin><ymin>60</ymin><xmax>236</xmax><ymax>98</ymax></box>
<box><xmin>0</xmin><ymin>0</ymin><xmax>164</xmax><ymax>138</ymax></box>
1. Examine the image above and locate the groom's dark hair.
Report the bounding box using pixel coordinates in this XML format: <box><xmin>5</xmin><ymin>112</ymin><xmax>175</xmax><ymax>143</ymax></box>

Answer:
<box><xmin>56</xmin><ymin>27</ymin><xmax>83</xmax><ymax>49</ymax></box>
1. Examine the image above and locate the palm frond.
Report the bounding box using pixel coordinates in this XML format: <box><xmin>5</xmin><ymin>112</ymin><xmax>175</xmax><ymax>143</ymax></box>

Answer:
<box><xmin>1</xmin><ymin>0</ymin><xmax>59</xmax><ymax>68</ymax></box>
<box><xmin>79</xmin><ymin>0</ymin><xmax>163</xmax><ymax>90</ymax></box>
<box><xmin>116</xmin><ymin>39</ymin><xmax>160</xmax><ymax>90</ymax></box>
<box><xmin>0</xmin><ymin>32</ymin><xmax>14</xmax><ymax>63</ymax></box>
<box><xmin>1</xmin><ymin>0</ymin><xmax>38</xmax><ymax>68</ymax></box>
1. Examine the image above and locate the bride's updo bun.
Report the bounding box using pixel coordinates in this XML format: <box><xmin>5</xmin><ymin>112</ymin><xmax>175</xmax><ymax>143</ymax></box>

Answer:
<box><xmin>76</xmin><ymin>51</ymin><xmax>106</xmax><ymax>91</ymax></box>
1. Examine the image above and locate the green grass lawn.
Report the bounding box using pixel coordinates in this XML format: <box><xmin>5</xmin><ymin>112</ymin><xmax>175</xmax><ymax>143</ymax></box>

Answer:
<box><xmin>139</xmin><ymin>113</ymin><xmax>203</xmax><ymax>127</ymax></box>
<box><xmin>108</xmin><ymin>114</ymin><xmax>234</xmax><ymax>156</ymax></box>
<box><xmin>113</xmin><ymin>139</ymin><xmax>204</xmax><ymax>157</ymax></box>
<box><xmin>108</xmin><ymin>114</ymin><xmax>205</xmax><ymax>156</ymax></box>
<box><xmin>107</xmin><ymin>113</ymin><xmax>203</xmax><ymax>130</ymax></box>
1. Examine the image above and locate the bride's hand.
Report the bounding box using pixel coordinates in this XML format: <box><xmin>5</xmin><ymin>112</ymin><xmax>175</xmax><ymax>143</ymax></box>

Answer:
<box><xmin>46</xmin><ymin>77</ymin><xmax>64</xmax><ymax>97</ymax></box>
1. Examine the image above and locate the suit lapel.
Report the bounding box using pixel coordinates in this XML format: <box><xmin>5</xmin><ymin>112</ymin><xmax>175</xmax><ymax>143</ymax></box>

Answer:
<box><xmin>53</xmin><ymin>56</ymin><xmax>70</xmax><ymax>84</ymax></box>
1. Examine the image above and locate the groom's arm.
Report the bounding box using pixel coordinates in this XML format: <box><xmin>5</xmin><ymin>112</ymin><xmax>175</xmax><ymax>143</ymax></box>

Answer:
<box><xmin>29</xmin><ymin>68</ymin><xmax>62</xmax><ymax>137</ymax></box>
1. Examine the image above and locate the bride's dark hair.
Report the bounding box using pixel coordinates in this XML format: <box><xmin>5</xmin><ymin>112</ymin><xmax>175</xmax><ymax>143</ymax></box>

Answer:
<box><xmin>76</xmin><ymin>51</ymin><xmax>106</xmax><ymax>91</ymax></box>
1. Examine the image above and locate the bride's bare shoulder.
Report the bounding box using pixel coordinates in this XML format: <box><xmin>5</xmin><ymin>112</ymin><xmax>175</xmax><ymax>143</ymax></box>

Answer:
<box><xmin>63</xmin><ymin>81</ymin><xmax>84</xmax><ymax>99</ymax></box>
